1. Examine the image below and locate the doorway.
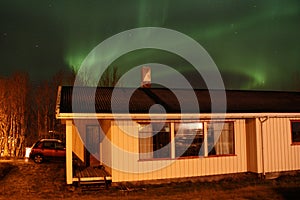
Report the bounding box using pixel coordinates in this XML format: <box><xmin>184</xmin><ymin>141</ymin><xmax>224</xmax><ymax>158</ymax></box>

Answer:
<box><xmin>85</xmin><ymin>125</ymin><xmax>101</xmax><ymax>167</ymax></box>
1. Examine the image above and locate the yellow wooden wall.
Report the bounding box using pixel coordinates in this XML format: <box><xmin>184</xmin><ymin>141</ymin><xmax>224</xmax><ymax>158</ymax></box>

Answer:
<box><xmin>246</xmin><ymin>119</ymin><xmax>261</xmax><ymax>173</ymax></box>
<box><xmin>69</xmin><ymin>117</ymin><xmax>300</xmax><ymax>182</ymax></box>
<box><xmin>72</xmin><ymin>123</ymin><xmax>85</xmax><ymax>162</ymax></box>
<box><xmin>261</xmin><ymin>117</ymin><xmax>300</xmax><ymax>173</ymax></box>
<box><xmin>110</xmin><ymin>119</ymin><xmax>248</xmax><ymax>182</ymax></box>
<box><xmin>99</xmin><ymin>120</ymin><xmax>112</xmax><ymax>174</ymax></box>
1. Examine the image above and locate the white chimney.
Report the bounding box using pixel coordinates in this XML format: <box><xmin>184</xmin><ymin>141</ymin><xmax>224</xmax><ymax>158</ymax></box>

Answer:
<box><xmin>141</xmin><ymin>66</ymin><xmax>151</xmax><ymax>88</ymax></box>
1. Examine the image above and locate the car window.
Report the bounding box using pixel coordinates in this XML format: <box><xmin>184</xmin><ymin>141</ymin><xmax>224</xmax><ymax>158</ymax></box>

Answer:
<box><xmin>55</xmin><ymin>142</ymin><xmax>65</xmax><ymax>149</ymax></box>
<box><xmin>37</xmin><ymin>142</ymin><xmax>43</xmax><ymax>148</ymax></box>
<box><xmin>42</xmin><ymin>141</ymin><xmax>55</xmax><ymax>149</ymax></box>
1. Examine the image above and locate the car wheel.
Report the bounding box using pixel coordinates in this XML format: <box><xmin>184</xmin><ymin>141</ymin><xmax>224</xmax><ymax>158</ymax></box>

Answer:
<box><xmin>34</xmin><ymin>154</ymin><xmax>44</xmax><ymax>163</ymax></box>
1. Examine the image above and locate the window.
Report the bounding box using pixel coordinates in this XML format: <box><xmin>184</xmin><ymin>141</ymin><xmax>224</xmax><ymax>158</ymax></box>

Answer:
<box><xmin>55</xmin><ymin>142</ymin><xmax>65</xmax><ymax>149</ymax></box>
<box><xmin>207</xmin><ymin>122</ymin><xmax>234</xmax><ymax>156</ymax></box>
<box><xmin>139</xmin><ymin>123</ymin><xmax>171</xmax><ymax>159</ymax></box>
<box><xmin>42</xmin><ymin>141</ymin><xmax>55</xmax><ymax>149</ymax></box>
<box><xmin>175</xmin><ymin>123</ymin><xmax>204</xmax><ymax>157</ymax></box>
<box><xmin>138</xmin><ymin>121</ymin><xmax>235</xmax><ymax>160</ymax></box>
<box><xmin>291</xmin><ymin>121</ymin><xmax>300</xmax><ymax>144</ymax></box>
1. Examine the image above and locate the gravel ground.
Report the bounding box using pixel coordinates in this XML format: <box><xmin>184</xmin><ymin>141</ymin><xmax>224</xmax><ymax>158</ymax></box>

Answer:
<box><xmin>0</xmin><ymin>159</ymin><xmax>300</xmax><ymax>200</ymax></box>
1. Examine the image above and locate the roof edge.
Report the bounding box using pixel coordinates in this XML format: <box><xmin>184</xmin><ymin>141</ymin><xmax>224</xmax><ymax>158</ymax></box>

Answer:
<box><xmin>56</xmin><ymin>112</ymin><xmax>300</xmax><ymax>120</ymax></box>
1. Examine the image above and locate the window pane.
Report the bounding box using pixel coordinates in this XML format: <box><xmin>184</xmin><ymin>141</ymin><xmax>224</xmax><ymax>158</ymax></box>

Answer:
<box><xmin>43</xmin><ymin>142</ymin><xmax>55</xmax><ymax>149</ymax></box>
<box><xmin>175</xmin><ymin>123</ymin><xmax>204</xmax><ymax>157</ymax></box>
<box><xmin>208</xmin><ymin>122</ymin><xmax>234</xmax><ymax>156</ymax></box>
<box><xmin>55</xmin><ymin>142</ymin><xmax>65</xmax><ymax>149</ymax></box>
<box><xmin>139</xmin><ymin>123</ymin><xmax>171</xmax><ymax>159</ymax></box>
<box><xmin>86</xmin><ymin>125</ymin><xmax>100</xmax><ymax>154</ymax></box>
<box><xmin>291</xmin><ymin>121</ymin><xmax>300</xmax><ymax>143</ymax></box>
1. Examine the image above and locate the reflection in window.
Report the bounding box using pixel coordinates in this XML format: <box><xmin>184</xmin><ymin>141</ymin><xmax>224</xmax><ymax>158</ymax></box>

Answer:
<box><xmin>207</xmin><ymin>122</ymin><xmax>234</xmax><ymax>156</ymax></box>
<box><xmin>139</xmin><ymin>123</ymin><xmax>171</xmax><ymax>159</ymax></box>
<box><xmin>175</xmin><ymin>123</ymin><xmax>204</xmax><ymax>157</ymax></box>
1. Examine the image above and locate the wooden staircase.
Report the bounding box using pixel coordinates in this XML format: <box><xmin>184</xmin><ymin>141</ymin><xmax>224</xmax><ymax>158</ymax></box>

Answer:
<box><xmin>73</xmin><ymin>165</ymin><xmax>112</xmax><ymax>189</ymax></box>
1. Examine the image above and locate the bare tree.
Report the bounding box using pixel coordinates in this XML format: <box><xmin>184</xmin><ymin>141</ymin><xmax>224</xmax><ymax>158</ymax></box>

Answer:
<box><xmin>10</xmin><ymin>73</ymin><xmax>29</xmax><ymax>156</ymax></box>
<box><xmin>34</xmin><ymin>70</ymin><xmax>74</xmax><ymax>140</ymax></box>
<box><xmin>0</xmin><ymin>67</ymin><xmax>117</xmax><ymax>158</ymax></box>
<box><xmin>98</xmin><ymin>66</ymin><xmax>120</xmax><ymax>87</ymax></box>
<box><xmin>0</xmin><ymin>77</ymin><xmax>9</xmax><ymax>156</ymax></box>
<box><xmin>0</xmin><ymin>72</ymin><xmax>29</xmax><ymax>157</ymax></box>
<box><xmin>35</xmin><ymin>81</ymin><xmax>58</xmax><ymax>138</ymax></box>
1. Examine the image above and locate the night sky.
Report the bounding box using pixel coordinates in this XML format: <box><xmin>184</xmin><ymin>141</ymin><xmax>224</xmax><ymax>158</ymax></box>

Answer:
<box><xmin>0</xmin><ymin>0</ymin><xmax>299</xmax><ymax>91</ymax></box>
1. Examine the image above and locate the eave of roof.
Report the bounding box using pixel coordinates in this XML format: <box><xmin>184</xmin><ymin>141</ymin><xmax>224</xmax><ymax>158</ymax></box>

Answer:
<box><xmin>56</xmin><ymin>112</ymin><xmax>300</xmax><ymax>120</ymax></box>
<box><xmin>56</xmin><ymin>86</ymin><xmax>300</xmax><ymax>119</ymax></box>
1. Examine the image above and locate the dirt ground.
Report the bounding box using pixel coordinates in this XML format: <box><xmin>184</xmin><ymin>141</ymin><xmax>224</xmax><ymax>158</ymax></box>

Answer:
<box><xmin>0</xmin><ymin>159</ymin><xmax>300</xmax><ymax>200</ymax></box>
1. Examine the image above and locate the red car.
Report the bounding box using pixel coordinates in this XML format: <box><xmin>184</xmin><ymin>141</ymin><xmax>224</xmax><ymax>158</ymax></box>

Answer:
<box><xmin>29</xmin><ymin>139</ymin><xmax>66</xmax><ymax>163</ymax></box>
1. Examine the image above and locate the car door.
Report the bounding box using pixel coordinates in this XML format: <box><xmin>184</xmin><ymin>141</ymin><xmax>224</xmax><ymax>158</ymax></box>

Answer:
<box><xmin>54</xmin><ymin>141</ymin><xmax>66</xmax><ymax>158</ymax></box>
<box><xmin>41</xmin><ymin>141</ymin><xmax>55</xmax><ymax>158</ymax></box>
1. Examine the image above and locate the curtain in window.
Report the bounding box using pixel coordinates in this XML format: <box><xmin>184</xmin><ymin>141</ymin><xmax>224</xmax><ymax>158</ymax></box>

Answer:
<box><xmin>209</xmin><ymin>122</ymin><xmax>234</xmax><ymax>155</ymax></box>
<box><xmin>215</xmin><ymin>123</ymin><xmax>233</xmax><ymax>155</ymax></box>
<box><xmin>138</xmin><ymin>123</ymin><xmax>170</xmax><ymax>159</ymax></box>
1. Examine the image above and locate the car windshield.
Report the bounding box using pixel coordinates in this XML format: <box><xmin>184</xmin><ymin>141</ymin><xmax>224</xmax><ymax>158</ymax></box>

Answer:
<box><xmin>31</xmin><ymin>142</ymin><xmax>38</xmax><ymax>148</ymax></box>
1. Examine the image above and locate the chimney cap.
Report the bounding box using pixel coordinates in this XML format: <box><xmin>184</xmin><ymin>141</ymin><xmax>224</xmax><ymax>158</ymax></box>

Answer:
<box><xmin>141</xmin><ymin>66</ymin><xmax>151</xmax><ymax>88</ymax></box>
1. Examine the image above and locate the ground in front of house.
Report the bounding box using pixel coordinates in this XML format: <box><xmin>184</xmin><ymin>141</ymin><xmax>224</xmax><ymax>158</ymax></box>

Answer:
<box><xmin>0</xmin><ymin>159</ymin><xmax>300</xmax><ymax>200</ymax></box>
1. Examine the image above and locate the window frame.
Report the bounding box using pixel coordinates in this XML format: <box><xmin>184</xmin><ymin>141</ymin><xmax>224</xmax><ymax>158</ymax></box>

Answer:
<box><xmin>206</xmin><ymin>121</ymin><xmax>235</xmax><ymax>157</ymax></box>
<box><xmin>138</xmin><ymin>122</ymin><xmax>171</xmax><ymax>160</ymax></box>
<box><xmin>174</xmin><ymin>122</ymin><xmax>204</xmax><ymax>158</ymax></box>
<box><xmin>138</xmin><ymin>120</ymin><xmax>236</xmax><ymax>161</ymax></box>
<box><xmin>291</xmin><ymin>120</ymin><xmax>300</xmax><ymax>145</ymax></box>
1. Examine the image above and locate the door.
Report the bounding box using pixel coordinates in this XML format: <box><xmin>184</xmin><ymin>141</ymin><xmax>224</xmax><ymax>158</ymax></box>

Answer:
<box><xmin>85</xmin><ymin>125</ymin><xmax>100</xmax><ymax>166</ymax></box>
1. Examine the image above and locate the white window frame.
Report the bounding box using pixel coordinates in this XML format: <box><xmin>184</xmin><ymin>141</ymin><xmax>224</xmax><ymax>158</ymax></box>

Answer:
<box><xmin>138</xmin><ymin>121</ymin><xmax>235</xmax><ymax>160</ymax></box>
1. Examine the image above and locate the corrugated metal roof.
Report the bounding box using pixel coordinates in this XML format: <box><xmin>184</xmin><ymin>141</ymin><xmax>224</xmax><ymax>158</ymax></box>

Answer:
<box><xmin>58</xmin><ymin>86</ymin><xmax>300</xmax><ymax>114</ymax></box>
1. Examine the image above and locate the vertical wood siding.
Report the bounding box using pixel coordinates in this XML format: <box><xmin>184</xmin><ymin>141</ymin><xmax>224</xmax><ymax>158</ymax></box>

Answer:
<box><xmin>99</xmin><ymin>120</ymin><xmax>112</xmax><ymax>174</ymax></box>
<box><xmin>72</xmin><ymin>123</ymin><xmax>85</xmax><ymax>162</ymax></box>
<box><xmin>71</xmin><ymin>116</ymin><xmax>300</xmax><ymax>182</ymax></box>
<box><xmin>262</xmin><ymin>118</ymin><xmax>300</xmax><ymax>173</ymax></box>
<box><xmin>246</xmin><ymin>119</ymin><xmax>259</xmax><ymax>172</ymax></box>
<box><xmin>110</xmin><ymin>120</ymin><xmax>248</xmax><ymax>182</ymax></box>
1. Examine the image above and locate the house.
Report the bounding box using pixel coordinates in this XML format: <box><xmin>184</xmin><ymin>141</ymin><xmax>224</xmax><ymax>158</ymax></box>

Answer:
<box><xmin>55</xmin><ymin>86</ymin><xmax>300</xmax><ymax>185</ymax></box>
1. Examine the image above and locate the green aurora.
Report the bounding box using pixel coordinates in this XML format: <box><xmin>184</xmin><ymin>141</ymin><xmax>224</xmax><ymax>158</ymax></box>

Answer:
<box><xmin>1</xmin><ymin>0</ymin><xmax>299</xmax><ymax>90</ymax></box>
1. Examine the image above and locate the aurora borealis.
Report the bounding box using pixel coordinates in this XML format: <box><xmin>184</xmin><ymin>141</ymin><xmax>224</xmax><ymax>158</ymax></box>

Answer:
<box><xmin>0</xmin><ymin>0</ymin><xmax>299</xmax><ymax>90</ymax></box>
